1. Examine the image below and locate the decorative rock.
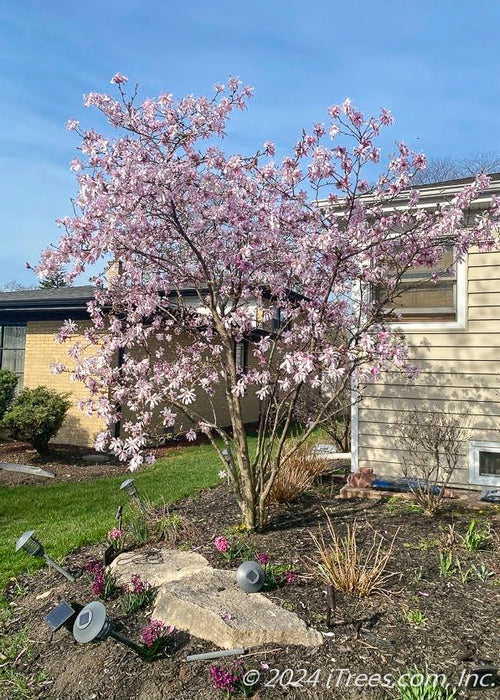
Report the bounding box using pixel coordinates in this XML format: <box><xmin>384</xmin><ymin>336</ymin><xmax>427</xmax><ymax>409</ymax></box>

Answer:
<box><xmin>152</xmin><ymin>567</ymin><xmax>323</xmax><ymax>649</ymax></box>
<box><xmin>108</xmin><ymin>548</ymin><xmax>210</xmax><ymax>587</ymax></box>
<box><xmin>82</xmin><ymin>453</ymin><xmax>110</xmax><ymax>463</ymax></box>
<box><xmin>0</xmin><ymin>462</ymin><xmax>55</xmax><ymax>478</ymax></box>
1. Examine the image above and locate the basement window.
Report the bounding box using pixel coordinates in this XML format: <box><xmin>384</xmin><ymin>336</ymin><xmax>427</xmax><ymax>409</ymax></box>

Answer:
<box><xmin>469</xmin><ymin>440</ymin><xmax>500</xmax><ymax>487</ymax></box>
<box><xmin>0</xmin><ymin>324</ymin><xmax>26</xmax><ymax>389</ymax></box>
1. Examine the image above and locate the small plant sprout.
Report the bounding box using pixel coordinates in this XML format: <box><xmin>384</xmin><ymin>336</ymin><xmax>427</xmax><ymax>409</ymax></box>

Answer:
<box><xmin>404</xmin><ymin>609</ymin><xmax>428</xmax><ymax>626</ymax></box>
<box><xmin>438</xmin><ymin>551</ymin><xmax>455</xmax><ymax>578</ymax></box>
<box><xmin>397</xmin><ymin>667</ymin><xmax>458</xmax><ymax>699</ymax></box>
<box><xmin>461</xmin><ymin>519</ymin><xmax>491</xmax><ymax>552</ymax></box>
<box><xmin>471</xmin><ymin>563</ymin><xmax>495</xmax><ymax>581</ymax></box>
<box><xmin>15</xmin><ymin>530</ymin><xmax>74</xmax><ymax>582</ymax></box>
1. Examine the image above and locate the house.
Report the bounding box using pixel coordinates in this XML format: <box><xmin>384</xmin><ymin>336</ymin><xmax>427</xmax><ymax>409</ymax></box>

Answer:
<box><xmin>0</xmin><ymin>286</ymin><xmax>261</xmax><ymax>447</ymax></box>
<box><xmin>352</xmin><ymin>174</ymin><xmax>500</xmax><ymax>491</ymax></box>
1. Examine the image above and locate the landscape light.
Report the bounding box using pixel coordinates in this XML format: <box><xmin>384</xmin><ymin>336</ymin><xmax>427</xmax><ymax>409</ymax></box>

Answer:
<box><xmin>44</xmin><ymin>600</ymin><xmax>82</xmax><ymax>632</ymax></box>
<box><xmin>120</xmin><ymin>478</ymin><xmax>138</xmax><ymax>499</ymax></box>
<box><xmin>236</xmin><ymin>561</ymin><xmax>265</xmax><ymax>593</ymax></box>
<box><xmin>15</xmin><ymin>530</ymin><xmax>75</xmax><ymax>582</ymax></box>
<box><xmin>73</xmin><ymin>601</ymin><xmax>144</xmax><ymax>656</ymax></box>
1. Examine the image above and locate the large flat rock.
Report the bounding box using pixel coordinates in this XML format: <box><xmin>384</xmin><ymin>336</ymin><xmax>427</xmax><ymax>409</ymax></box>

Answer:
<box><xmin>153</xmin><ymin>567</ymin><xmax>323</xmax><ymax>649</ymax></box>
<box><xmin>109</xmin><ymin>548</ymin><xmax>210</xmax><ymax>587</ymax></box>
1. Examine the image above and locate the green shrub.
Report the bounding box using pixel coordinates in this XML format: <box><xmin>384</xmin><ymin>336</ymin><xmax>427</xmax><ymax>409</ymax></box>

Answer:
<box><xmin>0</xmin><ymin>368</ymin><xmax>18</xmax><ymax>419</ymax></box>
<box><xmin>3</xmin><ymin>386</ymin><xmax>71</xmax><ymax>454</ymax></box>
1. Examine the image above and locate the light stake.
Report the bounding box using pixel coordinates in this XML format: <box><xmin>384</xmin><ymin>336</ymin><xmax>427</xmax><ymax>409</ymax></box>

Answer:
<box><xmin>15</xmin><ymin>530</ymin><xmax>75</xmax><ymax>582</ymax></box>
<box><xmin>73</xmin><ymin>601</ymin><xmax>144</xmax><ymax>656</ymax></box>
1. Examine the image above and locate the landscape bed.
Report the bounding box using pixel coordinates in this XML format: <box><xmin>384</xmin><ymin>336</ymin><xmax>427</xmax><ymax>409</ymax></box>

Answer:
<box><xmin>2</xmin><ymin>470</ymin><xmax>500</xmax><ymax>699</ymax></box>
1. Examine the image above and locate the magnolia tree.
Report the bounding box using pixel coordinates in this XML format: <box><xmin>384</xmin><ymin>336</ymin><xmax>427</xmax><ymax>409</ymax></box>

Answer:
<box><xmin>39</xmin><ymin>74</ymin><xmax>499</xmax><ymax>529</ymax></box>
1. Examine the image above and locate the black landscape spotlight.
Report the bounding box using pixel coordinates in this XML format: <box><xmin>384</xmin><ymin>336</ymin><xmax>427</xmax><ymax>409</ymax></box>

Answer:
<box><xmin>15</xmin><ymin>530</ymin><xmax>75</xmax><ymax>582</ymax></box>
<box><xmin>73</xmin><ymin>601</ymin><xmax>144</xmax><ymax>656</ymax></box>
<box><xmin>236</xmin><ymin>561</ymin><xmax>265</xmax><ymax>593</ymax></box>
<box><xmin>120</xmin><ymin>478</ymin><xmax>139</xmax><ymax>499</ymax></box>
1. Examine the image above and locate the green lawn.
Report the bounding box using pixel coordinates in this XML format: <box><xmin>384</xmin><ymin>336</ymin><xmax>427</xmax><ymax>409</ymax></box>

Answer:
<box><xmin>0</xmin><ymin>442</ymin><xmax>224</xmax><ymax>592</ymax></box>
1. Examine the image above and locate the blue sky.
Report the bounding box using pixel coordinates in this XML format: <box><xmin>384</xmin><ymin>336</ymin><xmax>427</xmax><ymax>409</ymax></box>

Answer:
<box><xmin>1</xmin><ymin>0</ymin><xmax>500</xmax><ymax>286</ymax></box>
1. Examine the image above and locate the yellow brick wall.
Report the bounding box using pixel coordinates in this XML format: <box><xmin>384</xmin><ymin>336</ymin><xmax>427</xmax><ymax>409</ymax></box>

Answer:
<box><xmin>23</xmin><ymin>322</ymin><xmax>261</xmax><ymax>448</ymax></box>
<box><xmin>24</xmin><ymin>321</ymin><xmax>107</xmax><ymax>447</ymax></box>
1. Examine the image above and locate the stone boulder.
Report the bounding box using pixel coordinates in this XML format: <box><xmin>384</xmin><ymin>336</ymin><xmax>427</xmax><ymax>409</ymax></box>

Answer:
<box><xmin>153</xmin><ymin>567</ymin><xmax>323</xmax><ymax>649</ymax></box>
<box><xmin>109</xmin><ymin>548</ymin><xmax>210</xmax><ymax>588</ymax></box>
<box><xmin>110</xmin><ymin>548</ymin><xmax>323</xmax><ymax>649</ymax></box>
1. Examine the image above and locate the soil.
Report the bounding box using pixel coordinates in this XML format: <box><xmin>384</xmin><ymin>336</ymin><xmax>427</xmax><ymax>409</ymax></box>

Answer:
<box><xmin>2</xmin><ymin>473</ymin><xmax>500</xmax><ymax>700</ymax></box>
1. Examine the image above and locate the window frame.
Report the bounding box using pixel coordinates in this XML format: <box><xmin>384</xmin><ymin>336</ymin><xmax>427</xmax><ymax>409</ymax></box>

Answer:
<box><xmin>0</xmin><ymin>322</ymin><xmax>26</xmax><ymax>389</ymax></box>
<box><xmin>469</xmin><ymin>440</ymin><xmax>500</xmax><ymax>487</ymax></box>
<box><xmin>385</xmin><ymin>258</ymin><xmax>467</xmax><ymax>331</ymax></box>
<box><xmin>233</xmin><ymin>339</ymin><xmax>247</xmax><ymax>373</ymax></box>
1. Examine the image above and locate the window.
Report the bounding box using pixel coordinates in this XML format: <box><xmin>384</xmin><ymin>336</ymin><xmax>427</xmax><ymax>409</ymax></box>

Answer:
<box><xmin>0</xmin><ymin>324</ymin><xmax>26</xmax><ymax>389</ymax></box>
<box><xmin>234</xmin><ymin>340</ymin><xmax>247</xmax><ymax>373</ymax></box>
<box><xmin>255</xmin><ymin>306</ymin><xmax>284</xmax><ymax>332</ymax></box>
<box><xmin>374</xmin><ymin>245</ymin><xmax>466</xmax><ymax>329</ymax></box>
<box><xmin>469</xmin><ymin>440</ymin><xmax>500</xmax><ymax>487</ymax></box>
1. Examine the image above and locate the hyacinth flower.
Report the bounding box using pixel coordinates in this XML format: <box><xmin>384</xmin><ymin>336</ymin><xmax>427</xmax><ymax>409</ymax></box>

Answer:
<box><xmin>252</xmin><ymin>554</ymin><xmax>298</xmax><ymax>591</ymax></box>
<box><xmin>140</xmin><ymin>619</ymin><xmax>175</xmax><ymax>659</ymax></box>
<box><xmin>213</xmin><ymin>533</ymin><xmax>254</xmax><ymax>563</ymax></box>
<box><xmin>85</xmin><ymin>559</ymin><xmax>118</xmax><ymax>599</ymax></box>
<box><xmin>121</xmin><ymin>573</ymin><xmax>156</xmax><ymax>614</ymax></box>
<box><xmin>210</xmin><ymin>659</ymin><xmax>252</xmax><ymax>696</ymax></box>
<box><xmin>107</xmin><ymin>526</ymin><xmax>126</xmax><ymax>552</ymax></box>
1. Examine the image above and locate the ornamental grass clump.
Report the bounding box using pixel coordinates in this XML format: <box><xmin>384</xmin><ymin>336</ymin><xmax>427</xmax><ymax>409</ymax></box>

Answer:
<box><xmin>121</xmin><ymin>574</ymin><xmax>156</xmax><ymax>614</ymax></box>
<box><xmin>268</xmin><ymin>440</ymin><xmax>330</xmax><ymax>505</ymax></box>
<box><xmin>310</xmin><ymin>515</ymin><xmax>398</xmax><ymax>597</ymax></box>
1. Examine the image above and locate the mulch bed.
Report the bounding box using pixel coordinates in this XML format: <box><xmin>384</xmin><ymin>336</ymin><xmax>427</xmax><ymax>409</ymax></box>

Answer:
<box><xmin>2</xmin><ymin>475</ymin><xmax>500</xmax><ymax>699</ymax></box>
<box><xmin>0</xmin><ymin>438</ymin><xmax>202</xmax><ymax>486</ymax></box>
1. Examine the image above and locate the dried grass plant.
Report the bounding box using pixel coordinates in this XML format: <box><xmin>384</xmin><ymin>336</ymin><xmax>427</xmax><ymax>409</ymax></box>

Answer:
<box><xmin>309</xmin><ymin>515</ymin><xmax>398</xmax><ymax>597</ymax></box>
<box><xmin>268</xmin><ymin>440</ymin><xmax>330</xmax><ymax>504</ymax></box>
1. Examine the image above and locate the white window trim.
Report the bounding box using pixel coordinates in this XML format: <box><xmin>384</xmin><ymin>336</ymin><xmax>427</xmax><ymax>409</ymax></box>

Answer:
<box><xmin>386</xmin><ymin>259</ymin><xmax>467</xmax><ymax>332</ymax></box>
<box><xmin>469</xmin><ymin>440</ymin><xmax>500</xmax><ymax>487</ymax></box>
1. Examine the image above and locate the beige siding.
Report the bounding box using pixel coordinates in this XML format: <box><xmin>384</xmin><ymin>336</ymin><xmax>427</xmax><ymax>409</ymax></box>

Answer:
<box><xmin>357</xmin><ymin>248</ymin><xmax>500</xmax><ymax>488</ymax></box>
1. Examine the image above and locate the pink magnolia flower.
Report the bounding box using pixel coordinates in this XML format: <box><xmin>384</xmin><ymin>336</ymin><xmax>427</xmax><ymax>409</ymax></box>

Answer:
<box><xmin>110</xmin><ymin>72</ymin><xmax>128</xmax><ymax>85</ymax></box>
